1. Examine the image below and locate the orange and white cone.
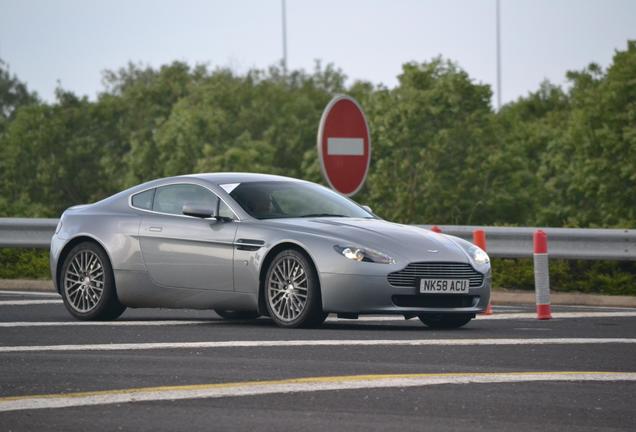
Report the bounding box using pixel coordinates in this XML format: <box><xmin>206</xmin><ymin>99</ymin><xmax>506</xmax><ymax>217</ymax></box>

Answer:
<box><xmin>473</xmin><ymin>229</ymin><xmax>492</xmax><ymax>315</ymax></box>
<box><xmin>533</xmin><ymin>229</ymin><xmax>552</xmax><ymax>320</ymax></box>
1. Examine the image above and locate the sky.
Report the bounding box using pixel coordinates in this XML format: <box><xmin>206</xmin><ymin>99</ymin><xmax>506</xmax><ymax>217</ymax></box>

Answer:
<box><xmin>1</xmin><ymin>0</ymin><xmax>635</xmax><ymax>107</ymax></box>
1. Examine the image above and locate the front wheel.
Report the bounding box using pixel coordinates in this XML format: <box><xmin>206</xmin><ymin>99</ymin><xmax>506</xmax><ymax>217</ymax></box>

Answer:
<box><xmin>418</xmin><ymin>313</ymin><xmax>473</xmax><ymax>329</ymax></box>
<box><xmin>60</xmin><ymin>241</ymin><xmax>126</xmax><ymax>321</ymax></box>
<box><xmin>264</xmin><ymin>249</ymin><xmax>326</xmax><ymax>328</ymax></box>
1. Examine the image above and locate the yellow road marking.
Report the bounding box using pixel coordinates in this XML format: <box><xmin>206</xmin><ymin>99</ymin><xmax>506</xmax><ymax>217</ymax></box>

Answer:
<box><xmin>0</xmin><ymin>371</ymin><xmax>625</xmax><ymax>403</ymax></box>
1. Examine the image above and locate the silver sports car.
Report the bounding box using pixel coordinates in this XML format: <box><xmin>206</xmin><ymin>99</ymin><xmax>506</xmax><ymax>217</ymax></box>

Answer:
<box><xmin>50</xmin><ymin>173</ymin><xmax>491</xmax><ymax>328</ymax></box>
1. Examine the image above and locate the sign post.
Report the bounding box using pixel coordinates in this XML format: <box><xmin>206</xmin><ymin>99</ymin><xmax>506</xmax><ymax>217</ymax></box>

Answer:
<box><xmin>317</xmin><ymin>95</ymin><xmax>371</xmax><ymax>196</ymax></box>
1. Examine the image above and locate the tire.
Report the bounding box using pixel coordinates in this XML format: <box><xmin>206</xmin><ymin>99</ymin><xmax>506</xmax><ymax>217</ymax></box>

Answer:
<box><xmin>60</xmin><ymin>241</ymin><xmax>126</xmax><ymax>321</ymax></box>
<box><xmin>264</xmin><ymin>249</ymin><xmax>327</xmax><ymax>328</ymax></box>
<box><xmin>418</xmin><ymin>313</ymin><xmax>473</xmax><ymax>329</ymax></box>
<box><xmin>214</xmin><ymin>309</ymin><xmax>259</xmax><ymax>320</ymax></box>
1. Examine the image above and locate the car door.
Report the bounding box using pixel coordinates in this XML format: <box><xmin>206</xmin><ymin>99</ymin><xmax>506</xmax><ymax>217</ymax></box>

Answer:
<box><xmin>137</xmin><ymin>183</ymin><xmax>238</xmax><ymax>291</ymax></box>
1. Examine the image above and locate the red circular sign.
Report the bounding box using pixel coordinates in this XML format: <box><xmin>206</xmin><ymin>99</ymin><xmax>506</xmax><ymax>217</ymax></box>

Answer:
<box><xmin>317</xmin><ymin>95</ymin><xmax>371</xmax><ymax>196</ymax></box>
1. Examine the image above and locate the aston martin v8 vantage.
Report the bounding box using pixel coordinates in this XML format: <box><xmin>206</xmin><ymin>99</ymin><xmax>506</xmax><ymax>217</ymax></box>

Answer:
<box><xmin>51</xmin><ymin>173</ymin><xmax>491</xmax><ymax>328</ymax></box>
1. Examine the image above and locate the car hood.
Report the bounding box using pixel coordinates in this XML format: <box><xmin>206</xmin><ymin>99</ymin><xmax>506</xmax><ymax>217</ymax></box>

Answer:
<box><xmin>262</xmin><ymin>217</ymin><xmax>470</xmax><ymax>264</ymax></box>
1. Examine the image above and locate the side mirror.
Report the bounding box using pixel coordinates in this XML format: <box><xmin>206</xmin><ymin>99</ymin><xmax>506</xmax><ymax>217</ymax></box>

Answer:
<box><xmin>362</xmin><ymin>205</ymin><xmax>373</xmax><ymax>213</ymax></box>
<box><xmin>182</xmin><ymin>204</ymin><xmax>216</xmax><ymax>219</ymax></box>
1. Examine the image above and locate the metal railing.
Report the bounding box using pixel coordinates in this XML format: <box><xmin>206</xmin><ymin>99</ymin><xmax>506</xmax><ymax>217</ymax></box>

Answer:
<box><xmin>0</xmin><ymin>218</ymin><xmax>58</xmax><ymax>248</ymax></box>
<box><xmin>0</xmin><ymin>218</ymin><xmax>635</xmax><ymax>260</ymax></box>
<box><xmin>419</xmin><ymin>225</ymin><xmax>636</xmax><ymax>260</ymax></box>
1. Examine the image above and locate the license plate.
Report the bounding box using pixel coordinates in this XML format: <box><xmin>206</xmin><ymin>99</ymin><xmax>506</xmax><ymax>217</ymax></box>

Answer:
<box><xmin>419</xmin><ymin>279</ymin><xmax>469</xmax><ymax>294</ymax></box>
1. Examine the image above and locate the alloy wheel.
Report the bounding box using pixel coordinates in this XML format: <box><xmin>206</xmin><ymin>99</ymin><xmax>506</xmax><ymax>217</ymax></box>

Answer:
<box><xmin>64</xmin><ymin>249</ymin><xmax>104</xmax><ymax>313</ymax></box>
<box><xmin>267</xmin><ymin>255</ymin><xmax>308</xmax><ymax>322</ymax></box>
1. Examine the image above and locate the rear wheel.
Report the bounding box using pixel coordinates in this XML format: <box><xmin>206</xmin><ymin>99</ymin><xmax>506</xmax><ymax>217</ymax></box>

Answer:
<box><xmin>214</xmin><ymin>309</ymin><xmax>259</xmax><ymax>320</ymax></box>
<box><xmin>418</xmin><ymin>313</ymin><xmax>473</xmax><ymax>329</ymax></box>
<box><xmin>60</xmin><ymin>241</ymin><xmax>126</xmax><ymax>320</ymax></box>
<box><xmin>265</xmin><ymin>249</ymin><xmax>326</xmax><ymax>328</ymax></box>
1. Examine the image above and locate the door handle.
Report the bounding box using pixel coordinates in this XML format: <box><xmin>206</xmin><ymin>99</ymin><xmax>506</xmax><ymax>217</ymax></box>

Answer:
<box><xmin>148</xmin><ymin>226</ymin><xmax>163</xmax><ymax>232</ymax></box>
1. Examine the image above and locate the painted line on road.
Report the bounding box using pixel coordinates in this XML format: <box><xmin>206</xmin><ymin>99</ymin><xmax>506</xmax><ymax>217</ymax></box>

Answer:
<box><xmin>0</xmin><ymin>320</ymin><xmax>215</xmax><ymax>328</ymax></box>
<box><xmin>0</xmin><ymin>290</ymin><xmax>61</xmax><ymax>298</ymax></box>
<box><xmin>1</xmin><ymin>338</ymin><xmax>635</xmax><ymax>353</ymax></box>
<box><xmin>1</xmin><ymin>312</ymin><xmax>633</xmax><ymax>328</ymax></box>
<box><xmin>0</xmin><ymin>371</ymin><xmax>634</xmax><ymax>412</ymax></box>
<box><xmin>478</xmin><ymin>311</ymin><xmax>636</xmax><ymax>320</ymax></box>
<box><xmin>327</xmin><ymin>311</ymin><xmax>636</xmax><ymax>322</ymax></box>
<box><xmin>0</xmin><ymin>300</ymin><xmax>63</xmax><ymax>306</ymax></box>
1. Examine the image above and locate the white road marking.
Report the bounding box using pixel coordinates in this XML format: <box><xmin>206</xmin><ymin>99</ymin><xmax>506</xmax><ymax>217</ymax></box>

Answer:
<box><xmin>327</xmin><ymin>311</ymin><xmax>636</xmax><ymax>322</ymax></box>
<box><xmin>0</xmin><ymin>300</ymin><xmax>63</xmax><ymax>306</ymax></box>
<box><xmin>1</xmin><ymin>338</ymin><xmax>635</xmax><ymax>353</ymax></box>
<box><xmin>549</xmin><ymin>304</ymin><xmax>636</xmax><ymax>311</ymax></box>
<box><xmin>0</xmin><ymin>320</ymin><xmax>213</xmax><ymax>328</ymax></box>
<box><xmin>0</xmin><ymin>290</ymin><xmax>60</xmax><ymax>298</ymax></box>
<box><xmin>478</xmin><ymin>312</ymin><xmax>636</xmax><ymax>320</ymax></box>
<box><xmin>0</xmin><ymin>371</ymin><xmax>634</xmax><ymax>413</ymax></box>
<box><xmin>327</xmin><ymin>137</ymin><xmax>365</xmax><ymax>155</ymax></box>
<box><xmin>0</xmin><ymin>311</ymin><xmax>633</xmax><ymax>328</ymax></box>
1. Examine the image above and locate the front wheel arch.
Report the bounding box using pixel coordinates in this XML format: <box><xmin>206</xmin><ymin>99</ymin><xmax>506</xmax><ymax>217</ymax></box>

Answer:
<box><xmin>257</xmin><ymin>242</ymin><xmax>322</xmax><ymax>317</ymax></box>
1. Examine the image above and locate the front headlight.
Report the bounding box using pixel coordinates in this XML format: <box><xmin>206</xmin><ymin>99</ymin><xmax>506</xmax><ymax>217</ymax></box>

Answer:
<box><xmin>334</xmin><ymin>245</ymin><xmax>395</xmax><ymax>264</ymax></box>
<box><xmin>468</xmin><ymin>244</ymin><xmax>490</xmax><ymax>265</ymax></box>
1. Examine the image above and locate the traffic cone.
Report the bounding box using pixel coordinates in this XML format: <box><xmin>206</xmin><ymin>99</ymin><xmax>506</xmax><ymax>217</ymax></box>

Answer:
<box><xmin>533</xmin><ymin>230</ymin><xmax>552</xmax><ymax>320</ymax></box>
<box><xmin>483</xmin><ymin>303</ymin><xmax>493</xmax><ymax>315</ymax></box>
<box><xmin>473</xmin><ymin>229</ymin><xmax>492</xmax><ymax>315</ymax></box>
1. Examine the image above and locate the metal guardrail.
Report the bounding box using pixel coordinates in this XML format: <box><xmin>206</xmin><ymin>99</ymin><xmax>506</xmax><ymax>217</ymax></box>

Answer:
<box><xmin>0</xmin><ymin>218</ymin><xmax>58</xmax><ymax>248</ymax></box>
<box><xmin>0</xmin><ymin>218</ymin><xmax>634</xmax><ymax>260</ymax></box>
<box><xmin>419</xmin><ymin>225</ymin><xmax>636</xmax><ymax>260</ymax></box>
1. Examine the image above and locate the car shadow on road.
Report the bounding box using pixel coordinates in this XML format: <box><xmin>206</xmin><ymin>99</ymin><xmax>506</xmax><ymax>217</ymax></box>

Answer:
<box><xmin>206</xmin><ymin>317</ymin><xmax>479</xmax><ymax>332</ymax></box>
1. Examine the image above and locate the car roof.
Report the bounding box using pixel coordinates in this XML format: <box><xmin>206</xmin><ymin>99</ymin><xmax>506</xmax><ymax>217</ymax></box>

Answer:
<box><xmin>178</xmin><ymin>172</ymin><xmax>303</xmax><ymax>185</ymax></box>
<box><xmin>92</xmin><ymin>172</ymin><xmax>304</xmax><ymax>215</ymax></box>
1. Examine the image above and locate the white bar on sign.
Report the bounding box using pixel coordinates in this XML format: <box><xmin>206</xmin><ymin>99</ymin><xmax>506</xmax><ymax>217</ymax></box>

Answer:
<box><xmin>327</xmin><ymin>138</ymin><xmax>364</xmax><ymax>156</ymax></box>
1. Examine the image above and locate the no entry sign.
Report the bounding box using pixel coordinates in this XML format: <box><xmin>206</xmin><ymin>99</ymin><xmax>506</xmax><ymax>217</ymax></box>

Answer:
<box><xmin>317</xmin><ymin>95</ymin><xmax>371</xmax><ymax>196</ymax></box>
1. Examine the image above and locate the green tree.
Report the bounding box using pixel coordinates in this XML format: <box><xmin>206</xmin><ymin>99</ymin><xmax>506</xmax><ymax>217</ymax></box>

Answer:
<box><xmin>495</xmin><ymin>80</ymin><xmax>571</xmax><ymax>226</ymax></box>
<box><xmin>0</xmin><ymin>90</ymin><xmax>107</xmax><ymax>216</ymax></box>
<box><xmin>363</xmin><ymin>59</ymin><xmax>499</xmax><ymax>224</ymax></box>
<box><xmin>0</xmin><ymin>60</ymin><xmax>38</xmax><ymax>131</ymax></box>
<box><xmin>537</xmin><ymin>42</ymin><xmax>636</xmax><ymax>227</ymax></box>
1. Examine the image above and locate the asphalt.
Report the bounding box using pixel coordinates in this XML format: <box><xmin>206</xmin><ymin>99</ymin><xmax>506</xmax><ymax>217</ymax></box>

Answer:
<box><xmin>0</xmin><ymin>290</ymin><xmax>635</xmax><ymax>431</ymax></box>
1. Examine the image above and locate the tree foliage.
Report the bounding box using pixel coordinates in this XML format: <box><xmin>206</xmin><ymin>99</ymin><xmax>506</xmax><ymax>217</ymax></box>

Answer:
<box><xmin>1</xmin><ymin>42</ymin><xmax>636</xmax><ymax>293</ymax></box>
<box><xmin>1</xmin><ymin>42</ymin><xmax>635</xmax><ymax>229</ymax></box>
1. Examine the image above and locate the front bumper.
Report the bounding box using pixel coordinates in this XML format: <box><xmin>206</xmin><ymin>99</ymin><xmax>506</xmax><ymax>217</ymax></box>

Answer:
<box><xmin>320</xmin><ymin>271</ymin><xmax>491</xmax><ymax>315</ymax></box>
<box><xmin>49</xmin><ymin>234</ymin><xmax>65</xmax><ymax>293</ymax></box>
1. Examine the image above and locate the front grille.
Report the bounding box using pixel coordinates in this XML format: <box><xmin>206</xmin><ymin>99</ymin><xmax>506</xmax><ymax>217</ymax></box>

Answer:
<box><xmin>392</xmin><ymin>294</ymin><xmax>477</xmax><ymax>308</ymax></box>
<box><xmin>387</xmin><ymin>262</ymin><xmax>484</xmax><ymax>288</ymax></box>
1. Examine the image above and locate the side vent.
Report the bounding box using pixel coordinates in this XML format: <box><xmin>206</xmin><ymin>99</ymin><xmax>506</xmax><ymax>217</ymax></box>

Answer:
<box><xmin>235</xmin><ymin>239</ymin><xmax>265</xmax><ymax>251</ymax></box>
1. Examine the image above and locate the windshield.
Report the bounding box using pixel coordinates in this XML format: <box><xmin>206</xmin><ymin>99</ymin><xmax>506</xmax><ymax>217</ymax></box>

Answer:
<box><xmin>229</xmin><ymin>181</ymin><xmax>374</xmax><ymax>220</ymax></box>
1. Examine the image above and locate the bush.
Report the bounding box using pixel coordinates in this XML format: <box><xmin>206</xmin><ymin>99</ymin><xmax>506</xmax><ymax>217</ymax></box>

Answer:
<box><xmin>0</xmin><ymin>248</ymin><xmax>50</xmax><ymax>279</ymax></box>
<box><xmin>492</xmin><ymin>258</ymin><xmax>636</xmax><ymax>296</ymax></box>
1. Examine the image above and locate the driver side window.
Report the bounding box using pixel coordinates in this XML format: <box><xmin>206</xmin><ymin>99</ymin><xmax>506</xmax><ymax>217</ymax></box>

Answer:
<box><xmin>153</xmin><ymin>184</ymin><xmax>218</xmax><ymax>216</ymax></box>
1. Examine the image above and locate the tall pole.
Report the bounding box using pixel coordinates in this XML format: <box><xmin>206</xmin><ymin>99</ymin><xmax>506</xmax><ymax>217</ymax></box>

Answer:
<box><xmin>496</xmin><ymin>0</ymin><xmax>502</xmax><ymax>110</ymax></box>
<box><xmin>282</xmin><ymin>0</ymin><xmax>288</xmax><ymax>73</ymax></box>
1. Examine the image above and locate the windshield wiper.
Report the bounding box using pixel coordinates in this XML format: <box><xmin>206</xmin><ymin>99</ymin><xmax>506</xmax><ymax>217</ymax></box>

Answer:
<box><xmin>299</xmin><ymin>213</ymin><xmax>348</xmax><ymax>218</ymax></box>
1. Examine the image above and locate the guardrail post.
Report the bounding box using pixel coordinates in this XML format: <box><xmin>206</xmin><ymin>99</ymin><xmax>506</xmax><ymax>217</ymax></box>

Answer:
<box><xmin>431</xmin><ymin>225</ymin><xmax>442</xmax><ymax>233</ymax></box>
<box><xmin>473</xmin><ymin>229</ymin><xmax>493</xmax><ymax>315</ymax></box>
<box><xmin>533</xmin><ymin>230</ymin><xmax>552</xmax><ymax>320</ymax></box>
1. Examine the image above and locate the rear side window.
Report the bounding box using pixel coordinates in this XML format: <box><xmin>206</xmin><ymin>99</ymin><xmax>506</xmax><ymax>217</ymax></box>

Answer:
<box><xmin>153</xmin><ymin>184</ymin><xmax>218</xmax><ymax>216</ymax></box>
<box><xmin>131</xmin><ymin>189</ymin><xmax>155</xmax><ymax>210</ymax></box>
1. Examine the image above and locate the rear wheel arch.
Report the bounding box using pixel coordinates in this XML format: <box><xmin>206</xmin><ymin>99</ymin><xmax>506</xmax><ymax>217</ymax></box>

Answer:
<box><xmin>56</xmin><ymin>236</ymin><xmax>114</xmax><ymax>293</ymax></box>
<box><xmin>59</xmin><ymin>239</ymin><xmax>126</xmax><ymax>320</ymax></box>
